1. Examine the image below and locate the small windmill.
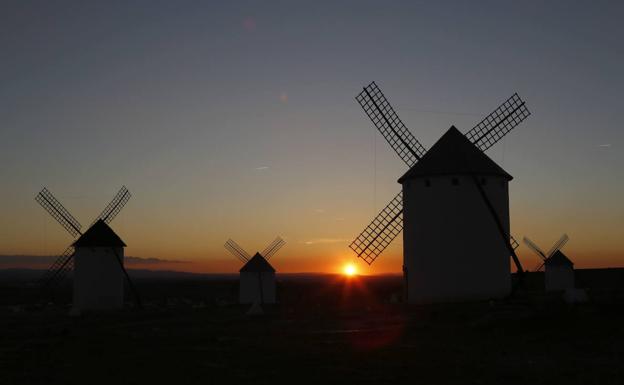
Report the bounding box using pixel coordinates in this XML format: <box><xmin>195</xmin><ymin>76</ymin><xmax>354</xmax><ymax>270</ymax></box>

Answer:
<box><xmin>35</xmin><ymin>186</ymin><xmax>140</xmax><ymax>309</ymax></box>
<box><xmin>523</xmin><ymin>234</ymin><xmax>574</xmax><ymax>291</ymax></box>
<box><xmin>224</xmin><ymin>237</ymin><xmax>285</xmax><ymax>305</ymax></box>
<box><xmin>349</xmin><ymin>82</ymin><xmax>529</xmax><ymax>303</ymax></box>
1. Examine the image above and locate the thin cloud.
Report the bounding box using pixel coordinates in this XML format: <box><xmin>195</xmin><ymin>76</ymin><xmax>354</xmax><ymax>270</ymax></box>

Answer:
<box><xmin>0</xmin><ymin>255</ymin><xmax>188</xmax><ymax>267</ymax></box>
<box><xmin>125</xmin><ymin>256</ymin><xmax>188</xmax><ymax>265</ymax></box>
<box><xmin>303</xmin><ymin>238</ymin><xmax>349</xmax><ymax>245</ymax></box>
<box><xmin>598</xmin><ymin>144</ymin><xmax>611</xmax><ymax>148</ymax></box>
<box><xmin>0</xmin><ymin>255</ymin><xmax>54</xmax><ymax>265</ymax></box>
<box><xmin>314</xmin><ymin>209</ymin><xmax>325</xmax><ymax>214</ymax></box>
<box><xmin>255</xmin><ymin>166</ymin><xmax>270</xmax><ymax>171</ymax></box>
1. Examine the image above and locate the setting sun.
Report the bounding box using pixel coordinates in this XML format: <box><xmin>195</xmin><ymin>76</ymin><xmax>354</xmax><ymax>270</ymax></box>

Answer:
<box><xmin>343</xmin><ymin>263</ymin><xmax>357</xmax><ymax>276</ymax></box>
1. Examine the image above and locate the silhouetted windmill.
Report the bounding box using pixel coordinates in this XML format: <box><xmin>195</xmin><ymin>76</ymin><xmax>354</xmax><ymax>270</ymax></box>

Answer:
<box><xmin>349</xmin><ymin>82</ymin><xmax>529</xmax><ymax>303</ymax></box>
<box><xmin>35</xmin><ymin>186</ymin><xmax>140</xmax><ymax>309</ymax></box>
<box><xmin>523</xmin><ymin>234</ymin><xmax>574</xmax><ymax>291</ymax></box>
<box><xmin>224</xmin><ymin>237</ymin><xmax>285</xmax><ymax>305</ymax></box>
<box><xmin>523</xmin><ymin>234</ymin><xmax>569</xmax><ymax>271</ymax></box>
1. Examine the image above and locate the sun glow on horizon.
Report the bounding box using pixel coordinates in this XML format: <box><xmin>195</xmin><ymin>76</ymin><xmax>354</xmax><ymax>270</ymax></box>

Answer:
<box><xmin>343</xmin><ymin>263</ymin><xmax>357</xmax><ymax>277</ymax></box>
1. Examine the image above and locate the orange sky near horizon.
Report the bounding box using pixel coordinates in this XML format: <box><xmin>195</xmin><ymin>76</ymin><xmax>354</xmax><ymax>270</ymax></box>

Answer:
<box><xmin>1</xmin><ymin>209</ymin><xmax>622</xmax><ymax>275</ymax></box>
<box><xmin>1</xmin><ymin>2</ymin><xmax>623</xmax><ymax>275</ymax></box>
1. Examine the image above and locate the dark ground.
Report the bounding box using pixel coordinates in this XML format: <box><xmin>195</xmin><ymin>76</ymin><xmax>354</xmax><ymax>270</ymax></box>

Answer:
<box><xmin>1</xmin><ymin>271</ymin><xmax>623</xmax><ymax>385</ymax></box>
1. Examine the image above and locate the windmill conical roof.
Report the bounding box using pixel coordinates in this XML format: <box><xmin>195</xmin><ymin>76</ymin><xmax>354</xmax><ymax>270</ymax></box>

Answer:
<box><xmin>398</xmin><ymin>126</ymin><xmax>512</xmax><ymax>182</ymax></box>
<box><xmin>72</xmin><ymin>220</ymin><xmax>126</xmax><ymax>248</ymax></box>
<box><xmin>240</xmin><ymin>252</ymin><xmax>276</xmax><ymax>273</ymax></box>
<box><xmin>545</xmin><ymin>250</ymin><xmax>573</xmax><ymax>267</ymax></box>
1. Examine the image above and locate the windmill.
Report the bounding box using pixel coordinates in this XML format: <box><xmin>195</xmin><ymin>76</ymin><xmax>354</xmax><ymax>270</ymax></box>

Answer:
<box><xmin>224</xmin><ymin>237</ymin><xmax>285</xmax><ymax>305</ymax></box>
<box><xmin>35</xmin><ymin>186</ymin><xmax>140</xmax><ymax>309</ymax></box>
<box><xmin>349</xmin><ymin>82</ymin><xmax>529</xmax><ymax>303</ymax></box>
<box><xmin>523</xmin><ymin>234</ymin><xmax>574</xmax><ymax>291</ymax></box>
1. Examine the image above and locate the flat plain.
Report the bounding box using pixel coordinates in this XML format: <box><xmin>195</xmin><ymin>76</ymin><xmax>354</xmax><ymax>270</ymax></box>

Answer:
<box><xmin>1</xmin><ymin>273</ymin><xmax>623</xmax><ymax>385</ymax></box>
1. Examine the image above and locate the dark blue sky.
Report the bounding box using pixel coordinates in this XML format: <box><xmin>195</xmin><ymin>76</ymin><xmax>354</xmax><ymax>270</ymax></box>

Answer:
<box><xmin>1</xmin><ymin>1</ymin><xmax>622</xmax><ymax>272</ymax></box>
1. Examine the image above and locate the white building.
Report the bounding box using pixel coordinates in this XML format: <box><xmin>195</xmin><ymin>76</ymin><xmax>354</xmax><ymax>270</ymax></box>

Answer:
<box><xmin>239</xmin><ymin>252</ymin><xmax>276</xmax><ymax>304</ymax></box>
<box><xmin>399</xmin><ymin>126</ymin><xmax>512</xmax><ymax>304</ymax></box>
<box><xmin>545</xmin><ymin>250</ymin><xmax>574</xmax><ymax>291</ymax></box>
<box><xmin>72</xmin><ymin>220</ymin><xmax>126</xmax><ymax>311</ymax></box>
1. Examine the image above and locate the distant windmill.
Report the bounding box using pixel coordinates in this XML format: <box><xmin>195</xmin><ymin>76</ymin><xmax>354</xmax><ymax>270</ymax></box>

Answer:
<box><xmin>35</xmin><ymin>186</ymin><xmax>140</xmax><ymax>309</ymax></box>
<box><xmin>224</xmin><ymin>237</ymin><xmax>285</xmax><ymax>305</ymax></box>
<box><xmin>349</xmin><ymin>82</ymin><xmax>530</xmax><ymax>303</ymax></box>
<box><xmin>523</xmin><ymin>234</ymin><xmax>574</xmax><ymax>291</ymax></box>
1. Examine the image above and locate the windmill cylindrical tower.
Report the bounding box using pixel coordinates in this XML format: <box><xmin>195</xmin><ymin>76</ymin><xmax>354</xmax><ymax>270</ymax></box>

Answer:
<box><xmin>399</xmin><ymin>127</ymin><xmax>512</xmax><ymax>304</ymax></box>
<box><xmin>545</xmin><ymin>251</ymin><xmax>575</xmax><ymax>291</ymax></box>
<box><xmin>239</xmin><ymin>253</ymin><xmax>276</xmax><ymax>304</ymax></box>
<box><xmin>72</xmin><ymin>220</ymin><xmax>126</xmax><ymax>311</ymax></box>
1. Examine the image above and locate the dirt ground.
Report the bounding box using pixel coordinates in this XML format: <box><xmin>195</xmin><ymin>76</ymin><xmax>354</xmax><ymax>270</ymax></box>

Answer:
<box><xmin>1</xmin><ymin>275</ymin><xmax>623</xmax><ymax>385</ymax></box>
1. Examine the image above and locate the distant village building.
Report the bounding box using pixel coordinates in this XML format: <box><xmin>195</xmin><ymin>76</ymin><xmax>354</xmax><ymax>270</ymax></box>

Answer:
<box><xmin>239</xmin><ymin>253</ymin><xmax>276</xmax><ymax>304</ymax></box>
<box><xmin>399</xmin><ymin>127</ymin><xmax>512</xmax><ymax>304</ymax></box>
<box><xmin>545</xmin><ymin>250</ymin><xmax>575</xmax><ymax>291</ymax></box>
<box><xmin>72</xmin><ymin>220</ymin><xmax>126</xmax><ymax>311</ymax></box>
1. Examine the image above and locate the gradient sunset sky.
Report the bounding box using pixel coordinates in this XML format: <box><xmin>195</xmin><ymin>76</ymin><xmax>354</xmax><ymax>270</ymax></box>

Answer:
<box><xmin>1</xmin><ymin>1</ymin><xmax>622</xmax><ymax>274</ymax></box>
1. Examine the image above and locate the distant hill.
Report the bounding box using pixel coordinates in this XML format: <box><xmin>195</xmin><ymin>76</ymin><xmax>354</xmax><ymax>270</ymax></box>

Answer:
<box><xmin>1</xmin><ymin>268</ymin><xmax>621</xmax><ymax>288</ymax></box>
<box><xmin>0</xmin><ymin>268</ymin><xmax>236</xmax><ymax>284</ymax></box>
<box><xmin>0</xmin><ymin>268</ymin><xmax>377</xmax><ymax>285</ymax></box>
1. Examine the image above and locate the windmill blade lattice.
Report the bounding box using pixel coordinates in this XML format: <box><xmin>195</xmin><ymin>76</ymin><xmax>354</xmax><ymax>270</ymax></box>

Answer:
<box><xmin>224</xmin><ymin>239</ymin><xmax>251</xmax><ymax>263</ymax></box>
<box><xmin>262</xmin><ymin>237</ymin><xmax>282</xmax><ymax>257</ymax></box>
<box><xmin>523</xmin><ymin>236</ymin><xmax>547</xmax><ymax>260</ymax></box>
<box><xmin>510</xmin><ymin>235</ymin><xmax>520</xmax><ymax>250</ymax></box>
<box><xmin>356</xmin><ymin>82</ymin><xmax>427</xmax><ymax>167</ymax></box>
<box><xmin>93</xmin><ymin>186</ymin><xmax>132</xmax><ymax>226</ymax></box>
<box><xmin>546</xmin><ymin>234</ymin><xmax>569</xmax><ymax>258</ymax></box>
<box><xmin>35</xmin><ymin>188</ymin><xmax>83</xmax><ymax>237</ymax></box>
<box><xmin>534</xmin><ymin>260</ymin><xmax>545</xmax><ymax>272</ymax></box>
<box><xmin>37</xmin><ymin>246</ymin><xmax>75</xmax><ymax>287</ymax></box>
<box><xmin>263</xmin><ymin>236</ymin><xmax>286</xmax><ymax>260</ymax></box>
<box><xmin>349</xmin><ymin>192</ymin><xmax>404</xmax><ymax>265</ymax></box>
<box><xmin>465</xmin><ymin>93</ymin><xmax>531</xmax><ymax>152</ymax></box>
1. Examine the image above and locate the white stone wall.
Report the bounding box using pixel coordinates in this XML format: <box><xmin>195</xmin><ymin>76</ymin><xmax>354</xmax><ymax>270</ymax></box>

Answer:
<box><xmin>545</xmin><ymin>265</ymin><xmax>575</xmax><ymax>291</ymax></box>
<box><xmin>73</xmin><ymin>247</ymin><xmax>124</xmax><ymax>310</ymax></box>
<box><xmin>239</xmin><ymin>272</ymin><xmax>276</xmax><ymax>304</ymax></box>
<box><xmin>402</xmin><ymin>175</ymin><xmax>511</xmax><ymax>304</ymax></box>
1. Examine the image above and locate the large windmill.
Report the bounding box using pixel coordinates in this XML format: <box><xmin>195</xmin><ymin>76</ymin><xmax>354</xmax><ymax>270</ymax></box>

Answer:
<box><xmin>349</xmin><ymin>82</ymin><xmax>529</xmax><ymax>303</ymax></box>
<box><xmin>523</xmin><ymin>234</ymin><xmax>574</xmax><ymax>291</ymax></box>
<box><xmin>35</xmin><ymin>186</ymin><xmax>140</xmax><ymax>308</ymax></box>
<box><xmin>224</xmin><ymin>237</ymin><xmax>285</xmax><ymax>304</ymax></box>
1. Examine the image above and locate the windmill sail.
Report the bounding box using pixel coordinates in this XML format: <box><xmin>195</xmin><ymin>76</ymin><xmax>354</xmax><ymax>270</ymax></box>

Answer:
<box><xmin>510</xmin><ymin>235</ymin><xmax>520</xmax><ymax>250</ymax></box>
<box><xmin>350</xmin><ymin>82</ymin><xmax>427</xmax><ymax>264</ymax></box>
<box><xmin>35</xmin><ymin>188</ymin><xmax>82</xmax><ymax>237</ymax></box>
<box><xmin>465</xmin><ymin>93</ymin><xmax>530</xmax><ymax>152</ymax></box>
<box><xmin>349</xmin><ymin>192</ymin><xmax>403</xmax><ymax>265</ymax></box>
<box><xmin>225</xmin><ymin>239</ymin><xmax>251</xmax><ymax>263</ymax></box>
<box><xmin>523</xmin><ymin>236</ymin><xmax>547</xmax><ymax>260</ymax></box>
<box><xmin>356</xmin><ymin>82</ymin><xmax>426</xmax><ymax>167</ymax></box>
<box><xmin>546</xmin><ymin>234</ymin><xmax>569</xmax><ymax>258</ymax></box>
<box><xmin>37</xmin><ymin>246</ymin><xmax>75</xmax><ymax>287</ymax></box>
<box><xmin>262</xmin><ymin>237</ymin><xmax>285</xmax><ymax>260</ymax></box>
<box><xmin>93</xmin><ymin>186</ymin><xmax>132</xmax><ymax>225</ymax></box>
<box><xmin>534</xmin><ymin>261</ymin><xmax>545</xmax><ymax>272</ymax></box>
<box><xmin>524</xmin><ymin>234</ymin><xmax>569</xmax><ymax>272</ymax></box>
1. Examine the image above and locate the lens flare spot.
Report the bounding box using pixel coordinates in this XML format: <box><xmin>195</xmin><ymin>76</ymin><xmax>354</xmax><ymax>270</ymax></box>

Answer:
<box><xmin>242</xmin><ymin>17</ymin><xmax>256</xmax><ymax>31</ymax></box>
